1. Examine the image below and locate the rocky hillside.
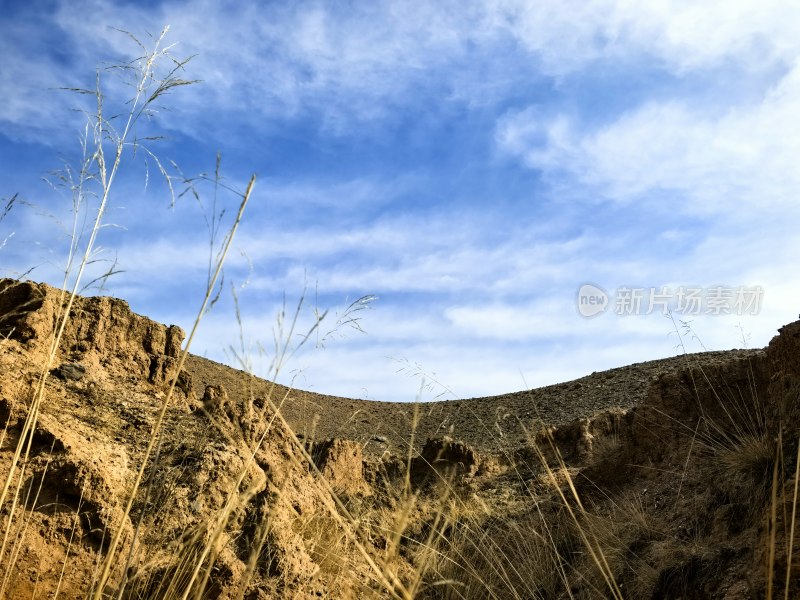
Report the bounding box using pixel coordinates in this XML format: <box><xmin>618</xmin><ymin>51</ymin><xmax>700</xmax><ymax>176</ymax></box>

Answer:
<box><xmin>0</xmin><ymin>278</ymin><xmax>797</xmax><ymax>599</ymax></box>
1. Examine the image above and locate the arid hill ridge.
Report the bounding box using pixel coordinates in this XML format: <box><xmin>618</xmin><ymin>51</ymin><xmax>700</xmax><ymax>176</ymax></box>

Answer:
<box><xmin>186</xmin><ymin>347</ymin><xmax>761</xmax><ymax>455</ymax></box>
<box><xmin>0</xmin><ymin>276</ymin><xmax>762</xmax><ymax>452</ymax></box>
<box><xmin>1</xmin><ymin>277</ymin><xmax>796</xmax><ymax>599</ymax></box>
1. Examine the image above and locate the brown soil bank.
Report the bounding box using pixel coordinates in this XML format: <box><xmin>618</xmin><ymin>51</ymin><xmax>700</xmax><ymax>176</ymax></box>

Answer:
<box><xmin>0</xmin><ymin>278</ymin><xmax>797</xmax><ymax>599</ymax></box>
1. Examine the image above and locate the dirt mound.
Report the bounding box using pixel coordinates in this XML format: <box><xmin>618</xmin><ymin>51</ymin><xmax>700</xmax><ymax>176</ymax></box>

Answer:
<box><xmin>0</xmin><ymin>278</ymin><xmax>798</xmax><ymax>598</ymax></box>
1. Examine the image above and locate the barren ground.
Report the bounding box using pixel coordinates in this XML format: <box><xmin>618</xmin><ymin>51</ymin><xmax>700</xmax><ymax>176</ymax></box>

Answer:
<box><xmin>0</xmin><ymin>279</ymin><xmax>797</xmax><ymax>599</ymax></box>
<box><xmin>185</xmin><ymin>349</ymin><xmax>761</xmax><ymax>455</ymax></box>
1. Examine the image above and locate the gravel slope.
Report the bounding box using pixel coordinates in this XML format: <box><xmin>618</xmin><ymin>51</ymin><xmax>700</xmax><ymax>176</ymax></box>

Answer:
<box><xmin>185</xmin><ymin>348</ymin><xmax>763</xmax><ymax>455</ymax></box>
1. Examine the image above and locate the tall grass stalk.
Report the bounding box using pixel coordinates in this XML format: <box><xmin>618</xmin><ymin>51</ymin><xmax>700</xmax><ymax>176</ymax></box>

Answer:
<box><xmin>534</xmin><ymin>432</ymin><xmax>622</xmax><ymax>599</ymax></box>
<box><xmin>0</xmin><ymin>25</ymin><xmax>263</xmax><ymax>600</ymax></box>
<box><xmin>0</xmin><ymin>26</ymin><xmax>199</xmax><ymax>584</ymax></box>
<box><xmin>92</xmin><ymin>174</ymin><xmax>255</xmax><ymax>599</ymax></box>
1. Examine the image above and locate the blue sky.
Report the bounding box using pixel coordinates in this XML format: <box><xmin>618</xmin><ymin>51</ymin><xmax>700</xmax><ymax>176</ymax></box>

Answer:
<box><xmin>1</xmin><ymin>0</ymin><xmax>799</xmax><ymax>401</ymax></box>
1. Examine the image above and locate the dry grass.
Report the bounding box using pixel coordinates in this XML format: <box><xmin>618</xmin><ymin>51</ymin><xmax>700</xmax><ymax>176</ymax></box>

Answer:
<box><xmin>2</xmin><ymin>25</ymin><xmax>800</xmax><ymax>600</ymax></box>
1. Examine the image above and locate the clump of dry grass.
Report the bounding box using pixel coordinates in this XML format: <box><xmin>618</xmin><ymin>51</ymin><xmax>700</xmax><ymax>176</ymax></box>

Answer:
<box><xmin>425</xmin><ymin>505</ymin><xmax>574</xmax><ymax>600</ymax></box>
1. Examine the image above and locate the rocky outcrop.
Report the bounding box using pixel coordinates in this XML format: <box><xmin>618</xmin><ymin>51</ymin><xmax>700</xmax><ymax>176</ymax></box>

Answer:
<box><xmin>765</xmin><ymin>319</ymin><xmax>800</xmax><ymax>434</ymax></box>
<box><xmin>0</xmin><ymin>278</ymin><xmax>185</xmax><ymax>385</ymax></box>
<box><xmin>31</xmin><ymin>412</ymin><xmax>133</xmax><ymax>550</ymax></box>
<box><xmin>412</xmin><ymin>436</ymin><xmax>480</xmax><ymax>480</ymax></box>
<box><xmin>311</xmin><ymin>438</ymin><xmax>371</xmax><ymax>496</ymax></box>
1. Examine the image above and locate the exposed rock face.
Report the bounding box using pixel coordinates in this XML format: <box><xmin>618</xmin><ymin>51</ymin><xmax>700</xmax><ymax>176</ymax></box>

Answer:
<box><xmin>32</xmin><ymin>412</ymin><xmax>133</xmax><ymax>550</ymax></box>
<box><xmin>626</xmin><ymin>351</ymin><xmax>769</xmax><ymax>467</ymax></box>
<box><xmin>3</xmin><ymin>279</ymin><xmax>800</xmax><ymax>598</ymax></box>
<box><xmin>312</xmin><ymin>438</ymin><xmax>371</xmax><ymax>496</ymax></box>
<box><xmin>0</xmin><ymin>278</ymin><xmax>49</xmax><ymax>342</ymax></box>
<box><xmin>202</xmin><ymin>383</ymin><xmax>230</xmax><ymax>413</ymax></box>
<box><xmin>766</xmin><ymin>319</ymin><xmax>800</xmax><ymax>433</ymax></box>
<box><xmin>0</xmin><ymin>290</ymin><xmax>329</xmax><ymax>599</ymax></box>
<box><xmin>413</xmin><ymin>437</ymin><xmax>480</xmax><ymax>479</ymax></box>
<box><xmin>0</xmin><ymin>278</ymin><xmax>185</xmax><ymax>385</ymax></box>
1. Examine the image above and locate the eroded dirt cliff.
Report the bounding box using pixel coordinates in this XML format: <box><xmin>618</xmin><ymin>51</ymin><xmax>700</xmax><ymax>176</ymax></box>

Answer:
<box><xmin>0</xmin><ymin>279</ymin><xmax>797</xmax><ymax>599</ymax></box>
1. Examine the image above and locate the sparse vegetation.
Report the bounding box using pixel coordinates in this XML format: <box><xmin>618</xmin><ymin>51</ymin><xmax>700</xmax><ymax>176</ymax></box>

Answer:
<box><xmin>0</xmin><ymin>26</ymin><xmax>799</xmax><ymax>600</ymax></box>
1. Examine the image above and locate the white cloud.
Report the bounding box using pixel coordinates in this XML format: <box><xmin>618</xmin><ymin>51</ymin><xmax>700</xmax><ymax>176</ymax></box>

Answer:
<box><xmin>497</xmin><ymin>61</ymin><xmax>800</xmax><ymax>219</ymax></box>
<box><xmin>0</xmin><ymin>31</ymin><xmax>79</xmax><ymax>144</ymax></box>
<box><xmin>36</xmin><ymin>0</ymin><xmax>489</xmax><ymax>136</ymax></box>
<box><xmin>9</xmin><ymin>0</ymin><xmax>800</xmax><ymax>141</ymax></box>
<box><xmin>5</xmin><ymin>0</ymin><xmax>798</xmax><ymax>404</ymax></box>
<box><xmin>489</xmin><ymin>0</ymin><xmax>800</xmax><ymax>74</ymax></box>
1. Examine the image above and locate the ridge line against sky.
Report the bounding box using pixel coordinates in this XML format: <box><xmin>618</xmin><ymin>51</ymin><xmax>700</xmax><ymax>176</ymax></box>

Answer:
<box><xmin>1</xmin><ymin>0</ymin><xmax>798</xmax><ymax>401</ymax></box>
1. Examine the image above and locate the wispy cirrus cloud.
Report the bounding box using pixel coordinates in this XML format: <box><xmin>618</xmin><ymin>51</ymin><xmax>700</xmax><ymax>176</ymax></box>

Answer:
<box><xmin>2</xmin><ymin>0</ymin><xmax>797</xmax><ymax>403</ymax></box>
<box><xmin>496</xmin><ymin>69</ymin><xmax>800</xmax><ymax>216</ymax></box>
<box><xmin>489</xmin><ymin>0</ymin><xmax>800</xmax><ymax>73</ymax></box>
